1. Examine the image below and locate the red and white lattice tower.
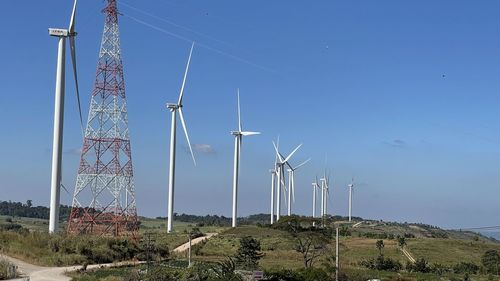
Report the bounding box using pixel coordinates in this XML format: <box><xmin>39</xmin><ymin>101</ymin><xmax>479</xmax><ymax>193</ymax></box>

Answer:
<box><xmin>67</xmin><ymin>0</ymin><xmax>138</xmax><ymax>236</ymax></box>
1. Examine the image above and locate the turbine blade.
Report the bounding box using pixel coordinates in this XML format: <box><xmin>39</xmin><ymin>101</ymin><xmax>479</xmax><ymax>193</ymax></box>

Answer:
<box><xmin>68</xmin><ymin>0</ymin><xmax>77</xmax><ymax>33</ymax></box>
<box><xmin>69</xmin><ymin>36</ymin><xmax>84</xmax><ymax>138</ymax></box>
<box><xmin>272</xmin><ymin>141</ymin><xmax>285</xmax><ymax>163</ymax></box>
<box><xmin>179</xmin><ymin>108</ymin><xmax>196</xmax><ymax>166</ymax></box>
<box><xmin>294</xmin><ymin>158</ymin><xmax>311</xmax><ymax>170</ymax></box>
<box><xmin>292</xmin><ymin>172</ymin><xmax>295</xmax><ymax>203</ymax></box>
<box><xmin>284</xmin><ymin>143</ymin><xmax>302</xmax><ymax>163</ymax></box>
<box><xmin>282</xmin><ymin>181</ymin><xmax>288</xmax><ymax>207</ymax></box>
<box><xmin>237</xmin><ymin>89</ymin><xmax>242</xmax><ymax>132</ymax></box>
<box><xmin>241</xmin><ymin>131</ymin><xmax>261</xmax><ymax>136</ymax></box>
<box><xmin>238</xmin><ymin>136</ymin><xmax>242</xmax><ymax>173</ymax></box>
<box><xmin>274</xmin><ymin>135</ymin><xmax>280</xmax><ymax>165</ymax></box>
<box><xmin>60</xmin><ymin>182</ymin><xmax>71</xmax><ymax>195</ymax></box>
<box><xmin>178</xmin><ymin>42</ymin><xmax>194</xmax><ymax>105</ymax></box>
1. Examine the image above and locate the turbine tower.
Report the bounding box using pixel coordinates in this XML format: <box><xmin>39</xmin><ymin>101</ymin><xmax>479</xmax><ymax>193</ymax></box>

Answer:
<box><xmin>48</xmin><ymin>0</ymin><xmax>82</xmax><ymax>234</ymax></box>
<box><xmin>311</xmin><ymin>179</ymin><xmax>320</xmax><ymax>226</ymax></box>
<box><xmin>166</xmin><ymin>43</ymin><xmax>197</xmax><ymax>233</ymax></box>
<box><xmin>286</xmin><ymin>158</ymin><xmax>310</xmax><ymax>216</ymax></box>
<box><xmin>348</xmin><ymin>178</ymin><xmax>354</xmax><ymax>222</ymax></box>
<box><xmin>231</xmin><ymin>90</ymin><xmax>260</xmax><ymax>227</ymax></box>
<box><xmin>269</xmin><ymin>168</ymin><xmax>276</xmax><ymax>224</ymax></box>
<box><xmin>67</xmin><ymin>0</ymin><xmax>138</xmax><ymax>236</ymax></box>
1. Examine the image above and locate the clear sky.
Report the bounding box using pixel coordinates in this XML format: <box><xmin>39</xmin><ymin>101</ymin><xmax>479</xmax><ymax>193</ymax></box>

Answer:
<box><xmin>1</xmin><ymin>0</ymin><xmax>500</xmax><ymax>229</ymax></box>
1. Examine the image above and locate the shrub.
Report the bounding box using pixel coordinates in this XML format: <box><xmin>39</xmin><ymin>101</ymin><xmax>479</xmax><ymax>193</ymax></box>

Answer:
<box><xmin>407</xmin><ymin>258</ymin><xmax>430</xmax><ymax>273</ymax></box>
<box><xmin>360</xmin><ymin>255</ymin><xmax>402</xmax><ymax>271</ymax></box>
<box><xmin>453</xmin><ymin>262</ymin><xmax>479</xmax><ymax>274</ymax></box>
<box><xmin>482</xmin><ymin>249</ymin><xmax>500</xmax><ymax>275</ymax></box>
<box><xmin>0</xmin><ymin>258</ymin><xmax>17</xmax><ymax>279</ymax></box>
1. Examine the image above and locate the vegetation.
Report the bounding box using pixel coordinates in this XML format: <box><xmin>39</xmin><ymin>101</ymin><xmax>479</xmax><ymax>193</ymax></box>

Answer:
<box><xmin>234</xmin><ymin>236</ymin><xmax>264</xmax><ymax>270</ymax></box>
<box><xmin>482</xmin><ymin>249</ymin><xmax>500</xmax><ymax>275</ymax></box>
<box><xmin>0</xmin><ymin>200</ymin><xmax>71</xmax><ymax>221</ymax></box>
<box><xmin>1</xmin><ymin>202</ymin><xmax>500</xmax><ymax>280</ymax></box>
<box><xmin>0</xmin><ymin>258</ymin><xmax>17</xmax><ymax>280</ymax></box>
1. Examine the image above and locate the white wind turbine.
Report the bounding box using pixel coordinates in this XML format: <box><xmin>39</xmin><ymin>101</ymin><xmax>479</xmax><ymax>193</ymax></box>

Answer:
<box><xmin>269</xmin><ymin>167</ymin><xmax>276</xmax><ymax>224</ymax></box>
<box><xmin>166</xmin><ymin>43</ymin><xmax>197</xmax><ymax>233</ymax></box>
<box><xmin>272</xmin><ymin>142</ymin><xmax>302</xmax><ymax>222</ymax></box>
<box><xmin>269</xmin><ymin>136</ymin><xmax>280</xmax><ymax>224</ymax></box>
<box><xmin>231</xmin><ymin>90</ymin><xmax>260</xmax><ymax>228</ymax></box>
<box><xmin>286</xmin><ymin>158</ymin><xmax>311</xmax><ymax>216</ymax></box>
<box><xmin>348</xmin><ymin>178</ymin><xmax>354</xmax><ymax>222</ymax></box>
<box><xmin>311</xmin><ymin>177</ymin><xmax>320</xmax><ymax>226</ymax></box>
<box><xmin>320</xmin><ymin>171</ymin><xmax>331</xmax><ymax>220</ymax></box>
<box><xmin>48</xmin><ymin>0</ymin><xmax>84</xmax><ymax>234</ymax></box>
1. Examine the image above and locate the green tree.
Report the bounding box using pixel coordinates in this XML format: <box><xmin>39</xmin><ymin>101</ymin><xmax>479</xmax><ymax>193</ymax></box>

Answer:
<box><xmin>234</xmin><ymin>236</ymin><xmax>264</xmax><ymax>270</ymax></box>
<box><xmin>376</xmin><ymin>240</ymin><xmax>385</xmax><ymax>255</ymax></box>
<box><xmin>398</xmin><ymin>236</ymin><xmax>407</xmax><ymax>249</ymax></box>
<box><xmin>482</xmin><ymin>250</ymin><xmax>500</xmax><ymax>275</ymax></box>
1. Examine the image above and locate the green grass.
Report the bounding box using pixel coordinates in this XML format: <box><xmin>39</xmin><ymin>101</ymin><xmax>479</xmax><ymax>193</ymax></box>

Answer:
<box><xmin>407</xmin><ymin>238</ymin><xmax>500</xmax><ymax>265</ymax></box>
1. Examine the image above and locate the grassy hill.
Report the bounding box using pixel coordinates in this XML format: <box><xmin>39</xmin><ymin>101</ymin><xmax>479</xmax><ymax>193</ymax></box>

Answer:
<box><xmin>1</xmin><ymin>204</ymin><xmax>500</xmax><ymax>280</ymax></box>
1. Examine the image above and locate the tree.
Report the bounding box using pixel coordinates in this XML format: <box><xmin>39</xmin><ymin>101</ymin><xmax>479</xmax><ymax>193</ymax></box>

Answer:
<box><xmin>25</xmin><ymin>200</ymin><xmax>32</xmax><ymax>208</ymax></box>
<box><xmin>211</xmin><ymin>258</ymin><xmax>243</xmax><ymax>281</ymax></box>
<box><xmin>234</xmin><ymin>236</ymin><xmax>264</xmax><ymax>270</ymax></box>
<box><xmin>295</xmin><ymin>231</ymin><xmax>328</xmax><ymax>268</ymax></box>
<box><xmin>482</xmin><ymin>250</ymin><xmax>500</xmax><ymax>275</ymax></box>
<box><xmin>397</xmin><ymin>236</ymin><xmax>406</xmax><ymax>249</ymax></box>
<box><xmin>376</xmin><ymin>240</ymin><xmax>385</xmax><ymax>255</ymax></box>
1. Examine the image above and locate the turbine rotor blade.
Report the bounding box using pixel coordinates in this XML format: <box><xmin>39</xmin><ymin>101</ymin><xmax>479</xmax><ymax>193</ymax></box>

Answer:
<box><xmin>272</xmin><ymin>141</ymin><xmax>285</xmax><ymax>163</ymax></box>
<box><xmin>68</xmin><ymin>0</ymin><xmax>77</xmax><ymax>33</ymax></box>
<box><xmin>178</xmin><ymin>108</ymin><xmax>196</xmax><ymax>166</ymax></box>
<box><xmin>69</xmin><ymin>36</ymin><xmax>84</xmax><ymax>138</ymax></box>
<box><xmin>178</xmin><ymin>42</ymin><xmax>194</xmax><ymax>106</ymax></box>
<box><xmin>293</xmin><ymin>158</ymin><xmax>311</xmax><ymax>170</ymax></box>
<box><xmin>284</xmin><ymin>143</ymin><xmax>302</xmax><ymax>163</ymax></box>
<box><xmin>241</xmin><ymin>131</ymin><xmax>261</xmax><ymax>136</ymax></box>
<box><xmin>291</xmin><ymin>172</ymin><xmax>295</xmax><ymax>203</ymax></box>
<box><xmin>237</xmin><ymin>89</ymin><xmax>242</xmax><ymax>132</ymax></box>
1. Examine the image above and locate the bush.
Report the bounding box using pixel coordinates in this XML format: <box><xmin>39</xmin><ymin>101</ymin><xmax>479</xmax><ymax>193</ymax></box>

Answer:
<box><xmin>0</xmin><ymin>258</ymin><xmax>17</xmax><ymax>279</ymax></box>
<box><xmin>360</xmin><ymin>255</ymin><xmax>402</xmax><ymax>271</ymax></box>
<box><xmin>482</xmin><ymin>249</ymin><xmax>500</xmax><ymax>275</ymax></box>
<box><xmin>264</xmin><ymin>268</ymin><xmax>330</xmax><ymax>281</ymax></box>
<box><xmin>407</xmin><ymin>258</ymin><xmax>430</xmax><ymax>273</ymax></box>
<box><xmin>453</xmin><ymin>262</ymin><xmax>479</xmax><ymax>275</ymax></box>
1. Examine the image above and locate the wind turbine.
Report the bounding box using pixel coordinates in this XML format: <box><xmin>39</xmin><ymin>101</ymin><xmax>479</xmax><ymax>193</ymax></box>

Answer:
<box><xmin>231</xmin><ymin>90</ymin><xmax>260</xmax><ymax>228</ymax></box>
<box><xmin>269</xmin><ymin>168</ymin><xmax>276</xmax><ymax>224</ymax></box>
<box><xmin>311</xmin><ymin>177</ymin><xmax>320</xmax><ymax>226</ymax></box>
<box><xmin>272</xmin><ymin>141</ymin><xmax>302</xmax><ymax>222</ymax></box>
<box><xmin>48</xmin><ymin>0</ymin><xmax>83</xmax><ymax>234</ymax></box>
<box><xmin>269</xmin><ymin>136</ymin><xmax>280</xmax><ymax>224</ymax></box>
<box><xmin>348</xmin><ymin>178</ymin><xmax>354</xmax><ymax>222</ymax></box>
<box><xmin>166</xmin><ymin>43</ymin><xmax>196</xmax><ymax>233</ymax></box>
<box><xmin>286</xmin><ymin>158</ymin><xmax>311</xmax><ymax>216</ymax></box>
<box><xmin>322</xmin><ymin>172</ymin><xmax>331</xmax><ymax>218</ymax></box>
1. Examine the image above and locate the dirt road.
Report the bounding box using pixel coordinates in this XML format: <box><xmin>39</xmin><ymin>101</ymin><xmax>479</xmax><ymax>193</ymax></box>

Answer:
<box><xmin>173</xmin><ymin>233</ymin><xmax>217</xmax><ymax>253</ymax></box>
<box><xmin>1</xmin><ymin>254</ymin><xmax>141</xmax><ymax>281</ymax></box>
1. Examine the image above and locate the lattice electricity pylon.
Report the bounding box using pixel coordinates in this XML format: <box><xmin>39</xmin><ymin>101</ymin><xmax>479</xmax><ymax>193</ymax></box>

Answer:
<box><xmin>67</xmin><ymin>0</ymin><xmax>138</xmax><ymax>237</ymax></box>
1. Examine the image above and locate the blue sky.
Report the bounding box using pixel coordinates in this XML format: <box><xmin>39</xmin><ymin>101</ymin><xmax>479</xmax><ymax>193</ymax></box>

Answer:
<box><xmin>1</xmin><ymin>0</ymin><xmax>500</xmax><ymax>229</ymax></box>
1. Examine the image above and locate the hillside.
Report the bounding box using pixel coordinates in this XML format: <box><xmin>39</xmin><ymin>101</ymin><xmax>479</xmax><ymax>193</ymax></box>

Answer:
<box><xmin>1</xmin><ymin>201</ymin><xmax>500</xmax><ymax>280</ymax></box>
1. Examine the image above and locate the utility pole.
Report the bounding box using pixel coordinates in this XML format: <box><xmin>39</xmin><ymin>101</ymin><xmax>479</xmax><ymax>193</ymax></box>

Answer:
<box><xmin>336</xmin><ymin>227</ymin><xmax>339</xmax><ymax>281</ymax></box>
<box><xmin>188</xmin><ymin>233</ymin><xmax>192</xmax><ymax>267</ymax></box>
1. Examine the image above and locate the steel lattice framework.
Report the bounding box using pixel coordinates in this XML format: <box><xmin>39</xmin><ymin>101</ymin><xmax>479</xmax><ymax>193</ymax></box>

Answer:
<box><xmin>67</xmin><ymin>0</ymin><xmax>138</xmax><ymax>236</ymax></box>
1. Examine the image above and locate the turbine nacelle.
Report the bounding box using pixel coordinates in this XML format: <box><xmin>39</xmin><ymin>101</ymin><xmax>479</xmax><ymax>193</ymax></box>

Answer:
<box><xmin>166</xmin><ymin>103</ymin><xmax>180</xmax><ymax>111</ymax></box>
<box><xmin>48</xmin><ymin>28</ymin><xmax>71</xmax><ymax>37</ymax></box>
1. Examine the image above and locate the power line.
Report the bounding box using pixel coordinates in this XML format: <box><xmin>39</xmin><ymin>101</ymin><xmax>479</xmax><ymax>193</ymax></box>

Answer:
<box><xmin>121</xmin><ymin>14</ymin><xmax>280</xmax><ymax>74</ymax></box>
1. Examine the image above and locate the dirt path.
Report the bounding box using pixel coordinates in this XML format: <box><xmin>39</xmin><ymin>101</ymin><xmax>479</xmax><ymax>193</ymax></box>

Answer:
<box><xmin>173</xmin><ymin>233</ymin><xmax>217</xmax><ymax>253</ymax></box>
<box><xmin>352</xmin><ymin>221</ymin><xmax>364</xmax><ymax>228</ymax></box>
<box><xmin>401</xmin><ymin>247</ymin><xmax>416</xmax><ymax>263</ymax></box>
<box><xmin>1</xmin><ymin>254</ymin><xmax>142</xmax><ymax>281</ymax></box>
